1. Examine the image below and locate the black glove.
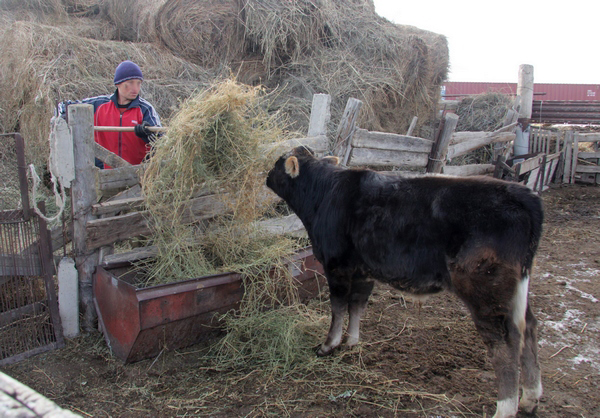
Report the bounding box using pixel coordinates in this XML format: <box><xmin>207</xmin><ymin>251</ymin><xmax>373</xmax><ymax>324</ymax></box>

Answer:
<box><xmin>134</xmin><ymin>121</ymin><xmax>152</xmax><ymax>140</ymax></box>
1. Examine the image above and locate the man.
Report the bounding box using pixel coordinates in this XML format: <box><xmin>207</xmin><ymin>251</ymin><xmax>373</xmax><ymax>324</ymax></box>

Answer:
<box><xmin>59</xmin><ymin>60</ymin><xmax>162</xmax><ymax>168</ymax></box>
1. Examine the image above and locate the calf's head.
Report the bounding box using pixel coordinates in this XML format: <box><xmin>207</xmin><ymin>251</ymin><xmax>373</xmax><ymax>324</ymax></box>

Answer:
<box><xmin>266</xmin><ymin>146</ymin><xmax>339</xmax><ymax>198</ymax></box>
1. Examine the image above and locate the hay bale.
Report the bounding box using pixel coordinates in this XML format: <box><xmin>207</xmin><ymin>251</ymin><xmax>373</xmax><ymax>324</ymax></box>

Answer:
<box><xmin>154</xmin><ymin>0</ymin><xmax>244</xmax><ymax>67</ymax></box>
<box><xmin>243</xmin><ymin>1</ymin><xmax>448</xmax><ymax>136</ymax></box>
<box><xmin>0</xmin><ymin>20</ymin><xmax>214</xmax><ymax>166</ymax></box>
<box><xmin>0</xmin><ymin>0</ymin><xmax>65</xmax><ymax>16</ymax></box>
<box><xmin>455</xmin><ymin>92</ymin><xmax>514</xmax><ymax>132</ymax></box>
<box><xmin>100</xmin><ymin>0</ymin><xmax>166</xmax><ymax>42</ymax></box>
<box><xmin>233</xmin><ymin>0</ymin><xmax>448</xmax><ymax>136</ymax></box>
<box><xmin>101</xmin><ymin>0</ymin><xmax>139</xmax><ymax>41</ymax></box>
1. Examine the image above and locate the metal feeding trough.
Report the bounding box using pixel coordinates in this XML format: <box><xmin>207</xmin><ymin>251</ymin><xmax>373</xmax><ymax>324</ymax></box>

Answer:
<box><xmin>93</xmin><ymin>247</ymin><xmax>325</xmax><ymax>363</ymax></box>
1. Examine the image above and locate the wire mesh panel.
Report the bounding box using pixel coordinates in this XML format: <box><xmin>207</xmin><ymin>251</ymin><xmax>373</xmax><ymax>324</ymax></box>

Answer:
<box><xmin>0</xmin><ymin>134</ymin><xmax>64</xmax><ymax>365</ymax></box>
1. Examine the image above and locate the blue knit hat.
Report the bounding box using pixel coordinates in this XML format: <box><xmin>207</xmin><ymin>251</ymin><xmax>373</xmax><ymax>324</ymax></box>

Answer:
<box><xmin>114</xmin><ymin>60</ymin><xmax>143</xmax><ymax>85</ymax></box>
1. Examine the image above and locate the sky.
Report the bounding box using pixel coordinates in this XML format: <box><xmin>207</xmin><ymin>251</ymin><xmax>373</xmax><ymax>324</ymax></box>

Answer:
<box><xmin>372</xmin><ymin>0</ymin><xmax>598</xmax><ymax>84</ymax></box>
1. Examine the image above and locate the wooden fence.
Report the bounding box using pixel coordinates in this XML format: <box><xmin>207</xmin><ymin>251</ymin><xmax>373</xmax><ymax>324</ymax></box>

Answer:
<box><xmin>59</xmin><ymin>94</ymin><xmax>577</xmax><ymax>330</ymax></box>
<box><xmin>529</xmin><ymin>128</ymin><xmax>600</xmax><ymax>185</ymax></box>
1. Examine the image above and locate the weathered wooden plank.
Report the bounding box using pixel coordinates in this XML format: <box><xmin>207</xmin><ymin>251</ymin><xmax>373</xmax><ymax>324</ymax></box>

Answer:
<box><xmin>85</xmin><ymin>191</ymin><xmax>239</xmax><ymax>250</ymax></box>
<box><xmin>447</xmin><ymin>132</ymin><xmax>516</xmax><ymax>160</ymax></box>
<box><xmin>352</xmin><ymin>128</ymin><xmax>434</xmax><ymax>153</ymax></box>
<box><xmin>307</xmin><ymin>94</ymin><xmax>331</xmax><ymax>138</ymax></box>
<box><xmin>334</xmin><ymin>98</ymin><xmax>362</xmax><ymax>162</ymax></box>
<box><xmin>579</xmin><ymin>152</ymin><xmax>600</xmax><ymax>159</ymax></box>
<box><xmin>348</xmin><ymin>148</ymin><xmax>429</xmax><ymax>168</ymax></box>
<box><xmin>70</xmin><ymin>104</ymin><xmax>99</xmax><ymax>330</ymax></box>
<box><xmin>91</xmin><ymin>196</ymin><xmax>146</xmax><ymax>216</ymax></box>
<box><xmin>96</xmin><ymin>164</ymin><xmax>146</xmax><ymax>191</ymax></box>
<box><xmin>575</xmin><ymin>133</ymin><xmax>600</xmax><ymax>142</ymax></box>
<box><xmin>575</xmin><ymin>165</ymin><xmax>600</xmax><ymax>174</ymax></box>
<box><xmin>406</xmin><ymin>116</ymin><xmax>418</xmax><ymax>136</ymax></box>
<box><xmin>254</xmin><ymin>214</ymin><xmax>307</xmax><ymax>238</ymax></box>
<box><xmin>100</xmin><ymin>246</ymin><xmax>159</xmax><ymax>269</ymax></box>
<box><xmin>517</xmin><ymin>154</ymin><xmax>545</xmax><ymax>174</ymax></box>
<box><xmin>0</xmin><ymin>371</ymin><xmax>80</xmax><ymax>417</ymax></box>
<box><xmin>562</xmin><ymin>131</ymin><xmax>574</xmax><ymax>183</ymax></box>
<box><xmin>450</xmin><ymin>122</ymin><xmax>517</xmax><ymax>144</ymax></box>
<box><xmin>443</xmin><ymin>164</ymin><xmax>495</xmax><ymax>176</ymax></box>
<box><xmin>571</xmin><ymin>133</ymin><xmax>579</xmax><ymax>184</ymax></box>
<box><xmin>94</xmin><ymin>143</ymin><xmax>130</xmax><ymax>168</ymax></box>
<box><xmin>427</xmin><ymin>113</ymin><xmax>459</xmax><ymax>173</ymax></box>
<box><xmin>86</xmin><ymin>211</ymin><xmax>151</xmax><ymax>250</ymax></box>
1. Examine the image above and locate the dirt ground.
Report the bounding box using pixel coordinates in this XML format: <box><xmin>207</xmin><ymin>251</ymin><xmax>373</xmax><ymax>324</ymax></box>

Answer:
<box><xmin>2</xmin><ymin>183</ymin><xmax>599</xmax><ymax>418</ymax></box>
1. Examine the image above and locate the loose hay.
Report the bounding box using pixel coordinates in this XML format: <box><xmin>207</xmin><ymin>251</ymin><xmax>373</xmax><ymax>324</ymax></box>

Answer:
<box><xmin>455</xmin><ymin>92</ymin><xmax>514</xmax><ymax>132</ymax></box>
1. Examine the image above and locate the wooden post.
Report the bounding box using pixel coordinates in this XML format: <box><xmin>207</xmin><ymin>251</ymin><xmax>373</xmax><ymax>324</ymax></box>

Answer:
<box><xmin>333</xmin><ymin>98</ymin><xmax>362</xmax><ymax>162</ymax></box>
<box><xmin>406</xmin><ymin>116</ymin><xmax>418</xmax><ymax>136</ymax></box>
<box><xmin>69</xmin><ymin>104</ymin><xmax>99</xmax><ymax>331</ymax></box>
<box><xmin>570</xmin><ymin>133</ymin><xmax>579</xmax><ymax>184</ymax></box>
<box><xmin>562</xmin><ymin>131</ymin><xmax>574</xmax><ymax>183</ymax></box>
<box><xmin>426</xmin><ymin>113</ymin><xmax>459</xmax><ymax>174</ymax></box>
<box><xmin>307</xmin><ymin>94</ymin><xmax>331</xmax><ymax>138</ymax></box>
<box><xmin>515</xmin><ymin>65</ymin><xmax>534</xmax><ymax>157</ymax></box>
<box><xmin>517</xmin><ymin>64</ymin><xmax>534</xmax><ymax>120</ymax></box>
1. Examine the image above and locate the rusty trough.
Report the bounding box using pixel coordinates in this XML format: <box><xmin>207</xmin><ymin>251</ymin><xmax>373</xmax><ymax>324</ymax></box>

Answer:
<box><xmin>93</xmin><ymin>247</ymin><xmax>325</xmax><ymax>363</ymax></box>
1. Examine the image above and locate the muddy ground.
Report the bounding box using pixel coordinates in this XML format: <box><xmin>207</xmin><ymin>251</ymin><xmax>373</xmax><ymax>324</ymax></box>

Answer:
<box><xmin>2</xmin><ymin>183</ymin><xmax>599</xmax><ymax>417</ymax></box>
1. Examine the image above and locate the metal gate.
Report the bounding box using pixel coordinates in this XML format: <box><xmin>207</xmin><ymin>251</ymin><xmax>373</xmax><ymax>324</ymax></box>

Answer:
<box><xmin>0</xmin><ymin>133</ymin><xmax>64</xmax><ymax>365</ymax></box>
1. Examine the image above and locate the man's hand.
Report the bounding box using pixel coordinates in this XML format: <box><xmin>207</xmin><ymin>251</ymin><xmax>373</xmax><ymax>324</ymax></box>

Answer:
<box><xmin>134</xmin><ymin>121</ymin><xmax>152</xmax><ymax>139</ymax></box>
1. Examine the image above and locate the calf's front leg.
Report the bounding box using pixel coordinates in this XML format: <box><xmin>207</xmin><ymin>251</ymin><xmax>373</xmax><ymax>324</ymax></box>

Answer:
<box><xmin>317</xmin><ymin>291</ymin><xmax>346</xmax><ymax>356</ymax></box>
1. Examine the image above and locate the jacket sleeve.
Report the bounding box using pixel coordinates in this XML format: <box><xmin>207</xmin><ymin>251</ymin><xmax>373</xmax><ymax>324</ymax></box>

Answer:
<box><xmin>139</xmin><ymin>99</ymin><xmax>163</xmax><ymax>142</ymax></box>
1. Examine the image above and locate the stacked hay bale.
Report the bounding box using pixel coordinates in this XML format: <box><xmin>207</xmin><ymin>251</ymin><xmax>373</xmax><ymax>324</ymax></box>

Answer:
<box><xmin>143</xmin><ymin>0</ymin><xmax>449</xmax><ymax>136</ymax></box>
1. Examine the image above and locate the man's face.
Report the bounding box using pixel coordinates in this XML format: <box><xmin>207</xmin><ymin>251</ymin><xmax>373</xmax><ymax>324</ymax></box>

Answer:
<box><xmin>116</xmin><ymin>79</ymin><xmax>142</xmax><ymax>105</ymax></box>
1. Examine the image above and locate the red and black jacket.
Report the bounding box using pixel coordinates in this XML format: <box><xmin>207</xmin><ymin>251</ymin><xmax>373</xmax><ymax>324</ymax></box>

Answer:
<box><xmin>60</xmin><ymin>90</ymin><xmax>161</xmax><ymax>168</ymax></box>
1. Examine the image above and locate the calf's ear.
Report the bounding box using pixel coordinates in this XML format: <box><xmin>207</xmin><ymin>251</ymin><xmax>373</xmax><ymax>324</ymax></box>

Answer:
<box><xmin>284</xmin><ymin>156</ymin><xmax>300</xmax><ymax>178</ymax></box>
<box><xmin>322</xmin><ymin>156</ymin><xmax>340</xmax><ymax>166</ymax></box>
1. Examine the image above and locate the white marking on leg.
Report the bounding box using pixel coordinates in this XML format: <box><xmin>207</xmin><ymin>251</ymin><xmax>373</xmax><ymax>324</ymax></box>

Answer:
<box><xmin>493</xmin><ymin>396</ymin><xmax>518</xmax><ymax>418</ymax></box>
<box><xmin>346</xmin><ymin>304</ymin><xmax>365</xmax><ymax>347</ymax></box>
<box><xmin>520</xmin><ymin>379</ymin><xmax>543</xmax><ymax>413</ymax></box>
<box><xmin>512</xmin><ymin>274</ymin><xmax>529</xmax><ymax>341</ymax></box>
<box><xmin>318</xmin><ymin>304</ymin><xmax>345</xmax><ymax>355</ymax></box>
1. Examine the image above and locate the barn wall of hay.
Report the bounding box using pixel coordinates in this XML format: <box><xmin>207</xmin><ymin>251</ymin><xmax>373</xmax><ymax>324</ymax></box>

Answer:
<box><xmin>0</xmin><ymin>0</ymin><xmax>449</xmax><ymax>165</ymax></box>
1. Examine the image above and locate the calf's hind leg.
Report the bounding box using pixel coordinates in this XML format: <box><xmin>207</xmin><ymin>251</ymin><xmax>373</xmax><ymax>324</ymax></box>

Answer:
<box><xmin>346</xmin><ymin>278</ymin><xmax>375</xmax><ymax>347</ymax></box>
<box><xmin>519</xmin><ymin>303</ymin><xmax>542</xmax><ymax>413</ymax></box>
<box><xmin>453</xmin><ymin>259</ymin><xmax>525</xmax><ymax>418</ymax></box>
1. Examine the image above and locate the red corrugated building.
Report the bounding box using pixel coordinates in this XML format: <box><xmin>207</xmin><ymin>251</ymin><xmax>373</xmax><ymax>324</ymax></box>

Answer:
<box><xmin>443</xmin><ymin>82</ymin><xmax>600</xmax><ymax>101</ymax></box>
